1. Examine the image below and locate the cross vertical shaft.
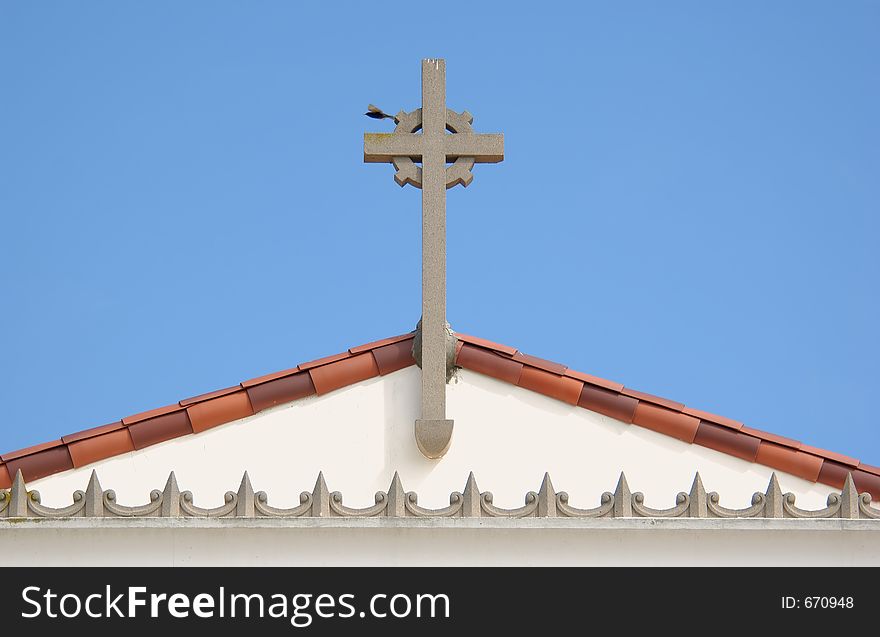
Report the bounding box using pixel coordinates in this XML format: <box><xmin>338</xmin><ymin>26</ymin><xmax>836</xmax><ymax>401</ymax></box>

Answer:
<box><xmin>362</xmin><ymin>58</ymin><xmax>504</xmax><ymax>459</ymax></box>
<box><xmin>420</xmin><ymin>59</ymin><xmax>448</xmax><ymax>427</ymax></box>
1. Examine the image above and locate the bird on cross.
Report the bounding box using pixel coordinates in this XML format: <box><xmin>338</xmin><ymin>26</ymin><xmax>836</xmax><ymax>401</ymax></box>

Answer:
<box><xmin>365</xmin><ymin>104</ymin><xmax>399</xmax><ymax>125</ymax></box>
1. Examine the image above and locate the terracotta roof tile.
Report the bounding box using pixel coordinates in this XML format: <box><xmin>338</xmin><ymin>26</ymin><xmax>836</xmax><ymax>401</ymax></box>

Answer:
<box><xmin>818</xmin><ymin>464</ymin><xmax>880</xmax><ymax>500</ymax></box>
<box><xmin>681</xmin><ymin>407</ymin><xmax>743</xmax><ymax>431</ymax></box>
<box><xmin>511</xmin><ymin>352</ymin><xmax>567</xmax><ymax>375</ymax></box>
<box><xmin>858</xmin><ymin>462</ymin><xmax>880</xmax><ymax>478</ymax></box>
<box><xmin>5</xmin><ymin>445</ymin><xmax>73</xmax><ymax>482</ymax></box>
<box><xmin>1</xmin><ymin>439</ymin><xmax>65</xmax><ymax>463</ymax></box>
<box><xmin>800</xmin><ymin>444</ymin><xmax>859</xmax><ymax>469</ymax></box>
<box><xmin>179</xmin><ymin>385</ymin><xmax>243</xmax><ymax>407</ymax></box>
<box><xmin>61</xmin><ymin>421</ymin><xmax>125</xmax><ymax>445</ymax></box>
<box><xmin>755</xmin><ymin>441</ymin><xmax>822</xmax><ymax>482</ymax></box>
<box><xmin>348</xmin><ymin>333</ymin><xmax>414</xmax><ymax>354</ymax></box>
<box><xmin>455</xmin><ymin>333</ymin><xmax>518</xmax><ymax>356</ymax></box>
<box><xmin>297</xmin><ymin>351</ymin><xmax>351</xmax><ymax>372</ymax></box>
<box><xmin>0</xmin><ymin>463</ymin><xmax>10</xmax><ymax>489</ymax></box>
<box><xmin>564</xmin><ymin>369</ymin><xmax>624</xmax><ymax>392</ymax></box>
<box><xmin>240</xmin><ymin>367</ymin><xmax>300</xmax><ymax>388</ymax></box>
<box><xmin>517</xmin><ymin>367</ymin><xmax>582</xmax><ymax>405</ymax></box>
<box><xmin>577</xmin><ymin>385</ymin><xmax>637</xmax><ymax>423</ymax></box>
<box><xmin>632</xmin><ymin>403</ymin><xmax>700</xmax><ymax>443</ymax></box>
<box><xmin>122</xmin><ymin>403</ymin><xmax>185</xmax><ymax>426</ymax></box>
<box><xmin>620</xmin><ymin>388</ymin><xmax>685</xmax><ymax>412</ymax></box>
<box><xmin>456</xmin><ymin>343</ymin><xmax>523</xmax><ymax>385</ymax></box>
<box><xmin>454</xmin><ymin>339</ymin><xmax>464</xmax><ymax>362</ymax></box>
<box><xmin>817</xmin><ymin>460</ymin><xmax>849</xmax><ymax>490</ymax></box>
<box><xmin>246</xmin><ymin>372</ymin><xmax>316</xmax><ymax>413</ymax></box>
<box><xmin>309</xmin><ymin>353</ymin><xmax>380</xmax><ymax>395</ymax></box>
<box><xmin>693</xmin><ymin>422</ymin><xmax>760</xmax><ymax>462</ymax></box>
<box><xmin>187</xmin><ymin>390</ymin><xmax>254</xmax><ymax>434</ymax></box>
<box><xmin>68</xmin><ymin>429</ymin><xmax>134</xmax><ymax>468</ymax></box>
<box><xmin>372</xmin><ymin>339</ymin><xmax>416</xmax><ymax>375</ymax></box>
<box><xmin>740</xmin><ymin>426</ymin><xmax>801</xmax><ymax>449</ymax></box>
<box><xmin>127</xmin><ymin>411</ymin><xmax>193</xmax><ymax>450</ymax></box>
<box><xmin>853</xmin><ymin>469</ymin><xmax>880</xmax><ymax>500</ymax></box>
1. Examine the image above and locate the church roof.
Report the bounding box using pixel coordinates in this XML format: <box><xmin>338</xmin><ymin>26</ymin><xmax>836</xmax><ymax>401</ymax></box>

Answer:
<box><xmin>2</xmin><ymin>331</ymin><xmax>878</xmax><ymax>499</ymax></box>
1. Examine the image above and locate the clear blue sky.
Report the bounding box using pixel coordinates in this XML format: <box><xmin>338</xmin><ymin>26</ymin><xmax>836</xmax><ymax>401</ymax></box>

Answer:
<box><xmin>1</xmin><ymin>3</ymin><xmax>877</xmax><ymax>463</ymax></box>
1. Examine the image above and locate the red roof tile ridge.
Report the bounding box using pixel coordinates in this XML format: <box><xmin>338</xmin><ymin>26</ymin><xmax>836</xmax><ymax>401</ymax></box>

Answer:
<box><xmin>455</xmin><ymin>333</ymin><xmax>518</xmax><ymax>356</ymax></box>
<box><xmin>296</xmin><ymin>350</ymin><xmax>352</xmax><ymax>372</ymax></box>
<box><xmin>178</xmin><ymin>385</ymin><xmax>243</xmax><ymax>407</ymax></box>
<box><xmin>61</xmin><ymin>421</ymin><xmax>125</xmax><ymax>445</ymax></box>
<box><xmin>1</xmin><ymin>439</ymin><xmax>64</xmax><ymax>463</ymax></box>
<box><xmin>121</xmin><ymin>403</ymin><xmax>184</xmax><ymax>426</ymax></box>
<box><xmin>239</xmin><ymin>367</ymin><xmax>301</xmax><ymax>389</ymax></box>
<box><xmin>349</xmin><ymin>332</ymin><xmax>415</xmax><ymax>354</ymax></box>
<box><xmin>0</xmin><ymin>330</ymin><xmax>874</xmax><ymax>500</ymax></box>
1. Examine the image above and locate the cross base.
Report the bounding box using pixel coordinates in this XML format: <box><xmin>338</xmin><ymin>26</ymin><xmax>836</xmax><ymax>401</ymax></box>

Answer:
<box><xmin>414</xmin><ymin>419</ymin><xmax>454</xmax><ymax>459</ymax></box>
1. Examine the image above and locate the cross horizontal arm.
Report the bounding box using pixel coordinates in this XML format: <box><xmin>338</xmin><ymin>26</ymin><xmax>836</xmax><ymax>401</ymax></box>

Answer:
<box><xmin>364</xmin><ymin>133</ymin><xmax>504</xmax><ymax>163</ymax></box>
<box><xmin>363</xmin><ymin>133</ymin><xmax>422</xmax><ymax>163</ymax></box>
<box><xmin>444</xmin><ymin>133</ymin><xmax>504</xmax><ymax>163</ymax></box>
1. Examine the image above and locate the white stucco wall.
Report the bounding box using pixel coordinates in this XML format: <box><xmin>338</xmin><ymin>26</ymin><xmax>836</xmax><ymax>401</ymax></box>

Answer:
<box><xmin>29</xmin><ymin>367</ymin><xmax>839</xmax><ymax>512</ymax></box>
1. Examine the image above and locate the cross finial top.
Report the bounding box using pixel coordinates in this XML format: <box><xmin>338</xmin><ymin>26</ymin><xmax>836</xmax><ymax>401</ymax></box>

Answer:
<box><xmin>363</xmin><ymin>59</ymin><xmax>504</xmax><ymax>459</ymax></box>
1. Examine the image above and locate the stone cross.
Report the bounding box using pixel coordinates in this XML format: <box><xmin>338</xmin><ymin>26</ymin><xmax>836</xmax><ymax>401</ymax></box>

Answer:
<box><xmin>364</xmin><ymin>59</ymin><xmax>504</xmax><ymax>459</ymax></box>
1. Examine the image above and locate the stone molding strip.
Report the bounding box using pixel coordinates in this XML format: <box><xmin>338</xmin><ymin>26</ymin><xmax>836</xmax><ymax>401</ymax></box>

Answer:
<box><xmin>1</xmin><ymin>469</ymin><xmax>878</xmax><ymax>520</ymax></box>
<box><xmin>1</xmin><ymin>331</ymin><xmax>879</xmax><ymax>500</ymax></box>
<box><xmin>4</xmin><ymin>518</ymin><xmax>879</xmax><ymax>534</ymax></box>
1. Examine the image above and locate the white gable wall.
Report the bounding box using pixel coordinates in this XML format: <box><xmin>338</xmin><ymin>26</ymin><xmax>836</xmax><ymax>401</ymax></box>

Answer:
<box><xmin>31</xmin><ymin>367</ymin><xmax>837</xmax><ymax>511</ymax></box>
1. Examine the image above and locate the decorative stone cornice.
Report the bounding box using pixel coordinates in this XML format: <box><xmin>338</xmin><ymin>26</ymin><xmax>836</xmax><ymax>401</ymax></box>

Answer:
<box><xmin>1</xmin><ymin>469</ymin><xmax>878</xmax><ymax>520</ymax></box>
